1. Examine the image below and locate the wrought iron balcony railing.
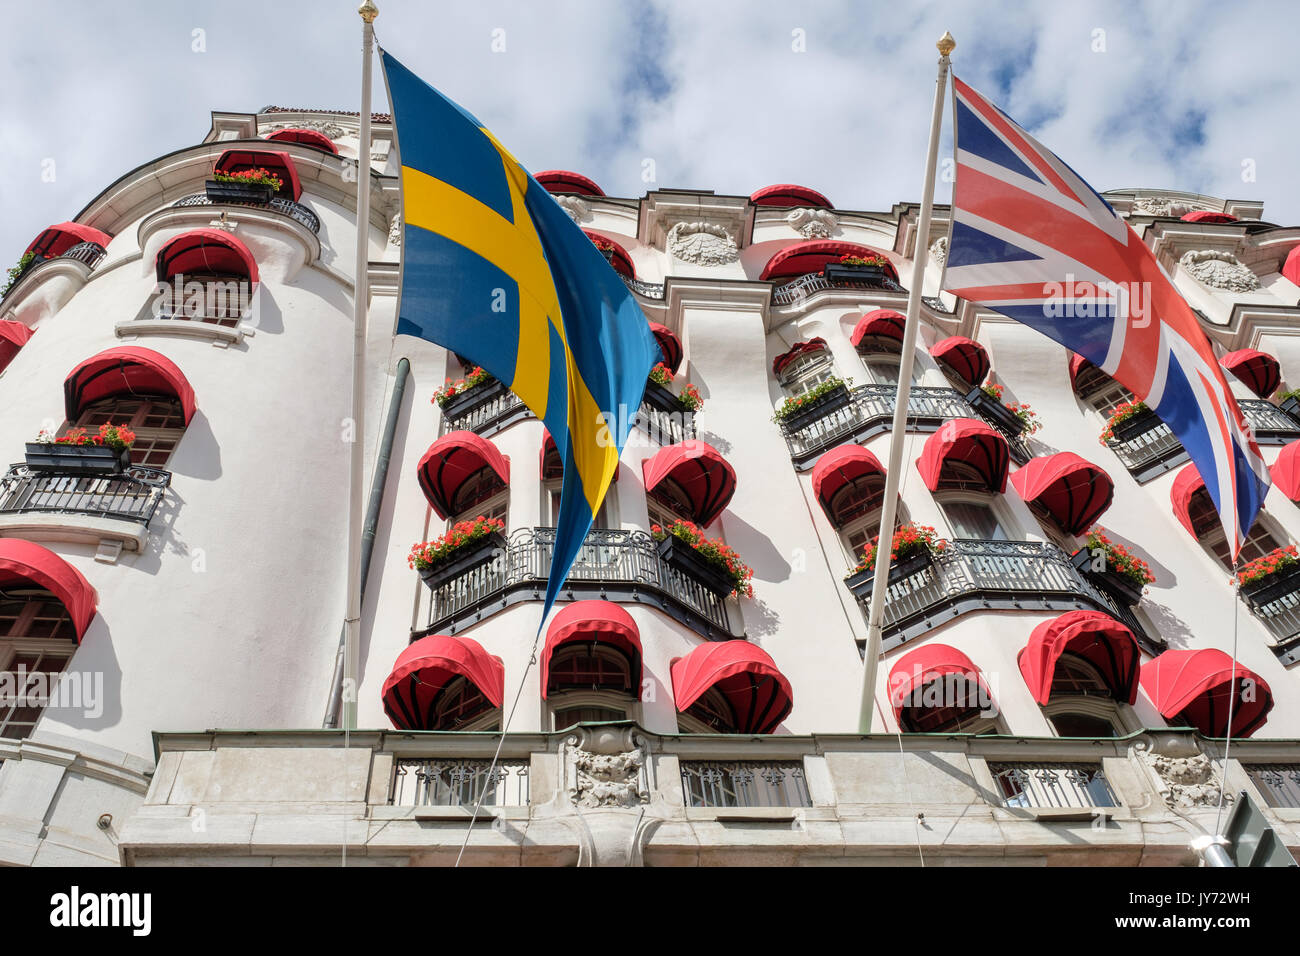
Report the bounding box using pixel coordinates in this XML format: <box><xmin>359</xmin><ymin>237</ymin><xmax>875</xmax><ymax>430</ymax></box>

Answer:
<box><xmin>1105</xmin><ymin>399</ymin><xmax>1300</xmax><ymax>481</ymax></box>
<box><xmin>2</xmin><ymin>242</ymin><xmax>108</xmax><ymax>301</ymax></box>
<box><xmin>0</xmin><ymin>464</ymin><xmax>171</xmax><ymax>526</ymax></box>
<box><xmin>1243</xmin><ymin>764</ymin><xmax>1300</xmax><ymax>809</ymax></box>
<box><xmin>681</xmin><ymin>761</ymin><xmax>812</xmax><ymax>808</ymax></box>
<box><xmin>390</xmin><ymin>758</ymin><xmax>530</xmax><ymax>807</ymax></box>
<box><xmin>621</xmin><ymin>275</ymin><xmax>666</xmax><ymax>300</ymax></box>
<box><xmin>780</xmin><ymin>384</ymin><xmax>1031</xmax><ymax>468</ymax></box>
<box><xmin>416</xmin><ymin>527</ymin><xmax>738</xmax><ymax>641</ymax></box>
<box><xmin>989</xmin><ymin>762</ymin><xmax>1118</xmax><ymax>809</ymax></box>
<box><xmin>1237</xmin><ymin>571</ymin><xmax>1300</xmax><ymax>666</ymax></box>
<box><xmin>856</xmin><ymin>538</ymin><xmax>1155</xmax><ymax>652</ymax></box>
<box><xmin>770</xmin><ymin>270</ymin><xmax>907</xmax><ymax>306</ymax></box>
<box><xmin>172</xmin><ymin>193</ymin><xmax>321</xmax><ymax>234</ymax></box>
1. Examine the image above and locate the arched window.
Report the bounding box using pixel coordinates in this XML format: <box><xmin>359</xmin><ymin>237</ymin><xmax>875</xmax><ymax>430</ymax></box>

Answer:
<box><xmin>431</xmin><ymin>675</ymin><xmax>500</xmax><ymax>731</ymax></box>
<box><xmin>1073</xmin><ymin>359</ymin><xmax>1134</xmax><ymax>419</ymax></box>
<box><xmin>1042</xmin><ymin>654</ymin><xmax>1127</xmax><ymax>737</ymax></box>
<box><xmin>448</xmin><ymin>468</ymin><xmax>508</xmax><ymax>527</ymax></box>
<box><xmin>938</xmin><ymin>494</ymin><xmax>1014</xmax><ymax>541</ymax></box>
<box><xmin>860</xmin><ymin>354</ymin><xmax>921</xmax><ymax>388</ymax></box>
<box><xmin>0</xmin><ymin>588</ymin><xmax>78</xmax><ymax>739</ymax></box>
<box><xmin>898</xmin><ymin>674</ymin><xmax>998</xmax><ymax>733</ymax></box>
<box><xmin>1187</xmin><ymin>486</ymin><xmax>1283</xmax><ymax>570</ymax></box>
<box><xmin>547</xmin><ymin>644</ymin><xmax>637</xmax><ymax>729</ymax></box>
<box><xmin>73</xmin><ymin>395</ymin><xmax>186</xmax><ymax>467</ymax></box>
<box><xmin>777</xmin><ymin>348</ymin><xmax>836</xmax><ymax>399</ymax></box>
<box><xmin>677</xmin><ymin>686</ymin><xmax>737</xmax><ymax>734</ymax></box>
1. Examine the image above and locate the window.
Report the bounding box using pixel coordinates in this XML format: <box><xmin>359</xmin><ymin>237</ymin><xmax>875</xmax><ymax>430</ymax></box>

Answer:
<box><xmin>940</xmin><ymin>498</ymin><xmax>1012</xmax><ymax>541</ymax></box>
<box><xmin>72</xmin><ymin>396</ymin><xmax>186</xmax><ymax>467</ymax></box>
<box><xmin>430</xmin><ymin>676</ymin><xmax>499</xmax><ymax>731</ymax></box>
<box><xmin>546</xmin><ymin>483</ymin><xmax>612</xmax><ymax>530</ymax></box>
<box><xmin>1189</xmin><ymin>490</ymin><xmax>1283</xmax><ymax>569</ymax></box>
<box><xmin>1048</xmin><ymin>713</ymin><xmax>1118</xmax><ymax>737</ymax></box>
<box><xmin>861</xmin><ymin>355</ymin><xmax>921</xmax><ymax>388</ymax></box>
<box><xmin>449</xmin><ymin>469</ymin><xmax>508</xmax><ymax>527</ymax></box>
<box><xmin>1041</xmin><ymin>654</ymin><xmax>1129</xmax><ymax>738</ymax></box>
<box><xmin>838</xmin><ymin>498</ymin><xmax>906</xmax><ymax>567</ymax></box>
<box><xmin>647</xmin><ymin>484</ymin><xmax>694</xmax><ymax>531</ymax></box>
<box><xmin>1075</xmin><ymin>363</ymin><xmax>1134</xmax><ymax>419</ymax></box>
<box><xmin>553</xmin><ymin>704</ymin><xmax>626</xmax><ymax>728</ymax></box>
<box><xmin>679</xmin><ymin>686</ymin><xmax>737</xmax><ymax>734</ymax></box>
<box><xmin>778</xmin><ymin>349</ymin><xmax>835</xmax><ymax>398</ymax></box>
<box><xmin>547</xmin><ymin>644</ymin><xmax>637</xmax><ymax>729</ymax></box>
<box><xmin>898</xmin><ymin>676</ymin><xmax>1000</xmax><ymax>734</ymax></box>
<box><xmin>155</xmin><ymin>276</ymin><xmax>248</xmax><ymax>327</ymax></box>
<box><xmin>0</xmin><ymin>591</ymin><xmax>77</xmax><ymax>740</ymax></box>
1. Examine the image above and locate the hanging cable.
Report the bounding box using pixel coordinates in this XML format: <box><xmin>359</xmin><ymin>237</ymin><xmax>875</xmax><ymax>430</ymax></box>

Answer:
<box><xmin>1213</xmin><ymin>566</ymin><xmax>1244</xmax><ymax>841</ymax></box>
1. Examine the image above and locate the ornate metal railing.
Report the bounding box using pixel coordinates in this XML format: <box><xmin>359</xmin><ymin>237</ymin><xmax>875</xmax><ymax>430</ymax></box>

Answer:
<box><xmin>621</xmin><ymin>275</ymin><xmax>665</xmax><ymax>300</ymax></box>
<box><xmin>771</xmin><ymin>271</ymin><xmax>906</xmax><ymax>306</ymax></box>
<box><xmin>1244</xmin><ymin>764</ymin><xmax>1300</xmax><ymax>809</ymax></box>
<box><xmin>389</xmin><ymin>758</ymin><xmax>530</xmax><ymax>807</ymax></box>
<box><xmin>922</xmin><ymin>295</ymin><xmax>951</xmax><ymax>313</ymax></box>
<box><xmin>780</xmin><ymin>384</ymin><xmax>1030</xmax><ymax>467</ymax></box>
<box><xmin>172</xmin><ymin>193</ymin><xmax>321</xmax><ymax>234</ymax></box>
<box><xmin>0</xmin><ymin>464</ymin><xmax>171</xmax><ymax>526</ymax></box>
<box><xmin>860</xmin><ymin>539</ymin><xmax>1153</xmax><ymax>651</ymax></box>
<box><xmin>418</xmin><ymin>527</ymin><xmax>736</xmax><ymax>640</ymax></box>
<box><xmin>1106</xmin><ymin>400</ymin><xmax>1300</xmax><ymax>480</ymax></box>
<box><xmin>989</xmin><ymin>762</ymin><xmax>1118</xmax><ymax>809</ymax></box>
<box><xmin>634</xmin><ymin>403</ymin><xmax>697</xmax><ymax>445</ymax></box>
<box><xmin>2</xmin><ymin>242</ymin><xmax>107</xmax><ymax>300</ymax></box>
<box><xmin>681</xmin><ymin>761</ymin><xmax>812</xmax><ymax>808</ymax></box>
<box><xmin>1238</xmin><ymin>578</ymin><xmax>1300</xmax><ymax>666</ymax></box>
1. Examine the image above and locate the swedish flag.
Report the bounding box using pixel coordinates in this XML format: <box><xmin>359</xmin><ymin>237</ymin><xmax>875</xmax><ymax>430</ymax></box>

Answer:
<box><xmin>381</xmin><ymin>51</ymin><xmax>660</xmax><ymax>624</ymax></box>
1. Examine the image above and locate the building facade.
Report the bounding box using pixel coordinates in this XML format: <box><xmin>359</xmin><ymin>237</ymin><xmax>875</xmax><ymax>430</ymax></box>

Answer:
<box><xmin>1</xmin><ymin>107</ymin><xmax>1299</xmax><ymax>865</ymax></box>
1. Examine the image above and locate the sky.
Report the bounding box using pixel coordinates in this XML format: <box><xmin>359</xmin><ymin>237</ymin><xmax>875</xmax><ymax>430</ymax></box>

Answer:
<box><xmin>3</xmin><ymin>0</ymin><xmax>1299</xmax><ymax>262</ymax></box>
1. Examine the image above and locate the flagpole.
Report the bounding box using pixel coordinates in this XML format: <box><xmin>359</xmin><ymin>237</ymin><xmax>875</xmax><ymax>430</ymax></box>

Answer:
<box><xmin>343</xmin><ymin>0</ymin><xmax>378</xmax><ymax>731</ymax></box>
<box><xmin>857</xmin><ymin>32</ymin><xmax>955</xmax><ymax>734</ymax></box>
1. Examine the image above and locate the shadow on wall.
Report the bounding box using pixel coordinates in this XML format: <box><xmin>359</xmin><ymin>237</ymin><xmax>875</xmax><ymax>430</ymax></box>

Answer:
<box><xmin>725</xmin><ymin>512</ymin><xmax>791</xmax><ymax>584</ymax></box>
<box><xmin>120</xmin><ymin>484</ymin><xmax>189</xmax><ymax>578</ymax></box>
<box><xmin>1139</xmin><ymin>601</ymin><xmax>1196</xmax><ymax>650</ymax></box>
<box><xmin>1099</xmin><ymin>525</ymin><xmax>1177</xmax><ymax>589</ymax></box>
<box><xmin>42</xmin><ymin>618</ymin><xmax>124</xmax><ymax>732</ymax></box>
<box><xmin>166</xmin><ymin>410</ymin><xmax>221</xmax><ymax>482</ymax></box>
<box><xmin>250</xmin><ymin>286</ymin><xmax>284</xmax><ymax>336</ymax></box>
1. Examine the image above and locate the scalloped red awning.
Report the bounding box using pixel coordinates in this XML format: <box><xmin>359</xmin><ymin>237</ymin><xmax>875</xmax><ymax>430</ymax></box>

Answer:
<box><xmin>1010</xmin><ymin>452</ymin><xmax>1114</xmax><ymax>535</ymax></box>
<box><xmin>0</xmin><ymin>320</ymin><xmax>34</xmax><ymax>375</ymax></box>
<box><xmin>156</xmin><ymin>228</ymin><xmax>259</xmax><ymax>285</ymax></box>
<box><xmin>1019</xmin><ymin>610</ymin><xmax>1141</xmax><ymax>706</ymax></box>
<box><xmin>214</xmin><ymin>148</ymin><xmax>302</xmax><ymax>201</ymax></box>
<box><xmin>1284</xmin><ymin>246</ymin><xmax>1300</xmax><ymax>288</ymax></box>
<box><xmin>850</xmin><ymin>309</ymin><xmax>906</xmax><ymax>348</ymax></box>
<box><xmin>583</xmin><ymin>231</ymin><xmax>634</xmax><ymax>278</ymax></box>
<box><xmin>930</xmin><ymin>336</ymin><xmax>990</xmax><ymax>386</ymax></box>
<box><xmin>265</xmin><ymin>127</ymin><xmax>339</xmax><ymax>154</ymax></box>
<box><xmin>1067</xmin><ymin>352</ymin><xmax>1095</xmax><ymax>388</ymax></box>
<box><xmin>1170</xmin><ymin>464</ymin><xmax>1206</xmax><ymax>537</ymax></box>
<box><xmin>648</xmin><ymin>322</ymin><xmax>682</xmax><ymax>373</ymax></box>
<box><xmin>772</xmin><ymin>337</ymin><xmax>827</xmax><ymax>376</ymax></box>
<box><xmin>643</xmin><ymin>440</ymin><xmax>737</xmax><ymax>528</ymax></box>
<box><xmin>1180</xmin><ymin>211</ymin><xmax>1238</xmax><ymax>224</ymax></box>
<box><xmin>1140</xmin><ymin>649</ymin><xmax>1273</xmax><ymax>738</ymax></box>
<box><xmin>64</xmin><ymin>346</ymin><xmax>197</xmax><ymax>425</ymax></box>
<box><xmin>888</xmin><ymin>643</ymin><xmax>991</xmax><ymax>720</ymax></box>
<box><xmin>750</xmin><ymin>184</ymin><xmax>832</xmax><ymax>209</ymax></box>
<box><xmin>915</xmin><ymin>419</ymin><xmax>1009</xmax><ymax>493</ymax></box>
<box><xmin>540</xmin><ymin>600</ymin><xmax>642</xmax><ymax>699</ymax></box>
<box><xmin>25</xmin><ymin>222</ymin><xmax>112</xmax><ymax>258</ymax></box>
<box><xmin>759</xmin><ymin>241</ymin><xmax>899</xmax><ymax>282</ymax></box>
<box><xmin>811</xmin><ymin>444</ymin><xmax>885</xmax><ymax>518</ymax></box>
<box><xmin>382</xmin><ymin>635</ymin><xmax>505</xmax><ymax>730</ymax></box>
<box><xmin>671</xmin><ymin>641</ymin><xmax>793</xmax><ymax>734</ymax></box>
<box><xmin>0</xmin><ymin>539</ymin><xmax>98</xmax><ymax>642</ymax></box>
<box><xmin>1271</xmin><ymin>440</ymin><xmax>1300</xmax><ymax>501</ymax></box>
<box><xmin>418</xmin><ymin>431</ymin><xmax>510</xmax><ymax>521</ymax></box>
<box><xmin>534</xmin><ymin>170</ymin><xmax>604</xmax><ymax>197</ymax></box>
<box><xmin>1220</xmin><ymin>348</ymin><xmax>1280</xmax><ymax>398</ymax></box>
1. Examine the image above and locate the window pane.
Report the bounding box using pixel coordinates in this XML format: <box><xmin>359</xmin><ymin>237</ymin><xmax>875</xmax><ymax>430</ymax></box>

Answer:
<box><xmin>942</xmin><ymin>501</ymin><xmax>1009</xmax><ymax>541</ymax></box>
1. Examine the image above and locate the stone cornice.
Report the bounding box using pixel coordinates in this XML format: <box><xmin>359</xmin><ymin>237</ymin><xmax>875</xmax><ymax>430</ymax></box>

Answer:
<box><xmin>638</xmin><ymin>190</ymin><xmax>754</xmax><ymax>253</ymax></box>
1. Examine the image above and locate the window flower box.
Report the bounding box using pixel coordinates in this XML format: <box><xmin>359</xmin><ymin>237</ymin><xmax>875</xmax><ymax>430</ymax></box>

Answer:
<box><xmin>655</xmin><ymin>534</ymin><xmax>735</xmax><ymax>597</ymax></box>
<box><xmin>966</xmin><ymin>385</ymin><xmax>1027</xmax><ymax>437</ymax></box>
<box><xmin>410</xmin><ymin>520</ymin><xmax>508</xmax><ymax>590</ymax></box>
<box><xmin>204</xmin><ymin>179</ymin><xmax>276</xmax><ymax>205</ymax></box>
<box><xmin>651</xmin><ymin>520</ymin><xmax>754</xmax><ymax>599</ymax></box>
<box><xmin>1103</xmin><ymin>402</ymin><xmax>1160</xmax><ymax>443</ymax></box>
<box><xmin>643</xmin><ymin>363</ymin><xmax>702</xmax><ymax>414</ymax></box>
<box><xmin>774</xmin><ymin>379</ymin><xmax>851</xmax><ymax>432</ymax></box>
<box><xmin>844</xmin><ymin>523</ymin><xmax>945</xmax><ymax>602</ymax></box>
<box><xmin>643</xmin><ymin>379</ymin><xmax>688</xmax><ymax>415</ymax></box>
<box><xmin>1071</xmin><ymin>529</ymin><xmax>1153</xmax><ymax>606</ymax></box>
<box><xmin>1069</xmin><ymin>548</ymin><xmax>1143</xmax><ymax>606</ymax></box>
<box><xmin>822</xmin><ymin>262</ymin><xmax>889</xmax><ymax>284</ymax></box>
<box><xmin>24</xmin><ymin>442</ymin><xmax>130</xmax><ymax>475</ymax></box>
<box><xmin>1238</xmin><ymin>546</ymin><xmax>1300</xmax><ymax>607</ymax></box>
<box><xmin>844</xmin><ymin>551</ymin><xmax>933</xmax><ymax>603</ymax></box>
<box><xmin>440</xmin><ymin>375</ymin><xmax>506</xmax><ymax>421</ymax></box>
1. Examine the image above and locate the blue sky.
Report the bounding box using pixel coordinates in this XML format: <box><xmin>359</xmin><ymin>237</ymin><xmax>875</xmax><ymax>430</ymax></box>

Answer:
<box><xmin>2</xmin><ymin>0</ymin><xmax>1299</xmax><ymax>263</ymax></box>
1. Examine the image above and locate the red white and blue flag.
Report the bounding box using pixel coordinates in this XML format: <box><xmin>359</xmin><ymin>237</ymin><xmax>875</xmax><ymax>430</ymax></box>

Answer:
<box><xmin>942</xmin><ymin>75</ymin><xmax>1269</xmax><ymax>559</ymax></box>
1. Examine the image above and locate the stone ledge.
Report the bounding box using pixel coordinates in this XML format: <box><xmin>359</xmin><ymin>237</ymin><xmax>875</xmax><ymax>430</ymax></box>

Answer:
<box><xmin>0</xmin><ymin>513</ymin><xmax>147</xmax><ymax>560</ymax></box>
<box><xmin>115</xmin><ymin>318</ymin><xmax>248</xmax><ymax>347</ymax></box>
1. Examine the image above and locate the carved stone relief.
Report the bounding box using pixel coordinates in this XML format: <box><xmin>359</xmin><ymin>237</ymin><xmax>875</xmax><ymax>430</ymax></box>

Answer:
<box><xmin>930</xmin><ymin>235</ymin><xmax>949</xmax><ymax>265</ymax></box>
<box><xmin>388</xmin><ymin>212</ymin><xmax>402</xmax><ymax>247</ymax></box>
<box><xmin>666</xmin><ymin>221</ymin><xmax>739</xmax><ymax>266</ymax></box>
<box><xmin>554</xmin><ymin>194</ymin><xmax>592</xmax><ymax>224</ymax></box>
<box><xmin>1179</xmin><ymin>249</ymin><xmax>1261</xmax><ymax>292</ymax></box>
<box><xmin>266</xmin><ymin>119</ymin><xmax>347</xmax><ymax>139</ymax></box>
<box><xmin>786</xmin><ymin>207</ymin><xmax>838</xmax><ymax>239</ymax></box>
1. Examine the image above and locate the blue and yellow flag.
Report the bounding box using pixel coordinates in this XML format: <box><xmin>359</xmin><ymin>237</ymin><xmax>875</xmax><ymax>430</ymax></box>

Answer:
<box><xmin>381</xmin><ymin>50</ymin><xmax>660</xmax><ymax>624</ymax></box>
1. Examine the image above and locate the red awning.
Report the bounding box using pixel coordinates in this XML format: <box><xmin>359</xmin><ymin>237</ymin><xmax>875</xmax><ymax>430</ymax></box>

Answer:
<box><xmin>381</xmin><ymin>635</ymin><xmax>505</xmax><ymax>730</ymax></box>
<box><xmin>156</xmin><ymin>228</ymin><xmax>259</xmax><ymax>285</ymax></box>
<box><xmin>64</xmin><ymin>346</ymin><xmax>197</xmax><ymax>425</ymax></box>
<box><xmin>811</xmin><ymin>444</ymin><xmax>885</xmax><ymax>517</ymax></box>
<box><xmin>915</xmin><ymin>419</ymin><xmax>1009</xmax><ymax>493</ymax></box>
<box><xmin>750</xmin><ymin>184</ymin><xmax>832</xmax><ymax>209</ymax></box>
<box><xmin>417</xmin><ymin>431</ymin><xmax>510</xmax><ymax>520</ymax></box>
<box><xmin>214</xmin><ymin>148</ymin><xmax>302</xmax><ymax>201</ymax></box>
<box><xmin>670</xmin><ymin>641</ymin><xmax>793</xmax><ymax>734</ymax></box>
<box><xmin>930</xmin><ymin>336</ymin><xmax>990</xmax><ymax>386</ymax></box>
<box><xmin>0</xmin><ymin>320</ymin><xmax>34</xmax><ymax>375</ymax></box>
<box><xmin>534</xmin><ymin>170</ymin><xmax>604</xmax><ymax>197</ymax></box>
<box><xmin>1010</xmin><ymin>452</ymin><xmax>1115</xmax><ymax>535</ymax></box>
<box><xmin>888</xmin><ymin>643</ymin><xmax>991</xmax><ymax>720</ymax></box>
<box><xmin>850</xmin><ymin>309</ymin><xmax>906</xmax><ymax>348</ymax></box>
<box><xmin>1140</xmin><ymin>649</ymin><xmax>1273</xmax><ymax>738</ymax></box>
<box><xmin>1271</xmin><ymin>440</ymin><xmax>1300</xmax><ymax>501</ymax></box>
<box><xmin>540</xmin><ymin>600</ymin><xmax>643</xmax><ymax>699</ymax></box>
<box><xmin>759</xmin><ymin>240</ymin><xmax>899</xmax><ymax>282</ymax></box>
<box><xmin>1180</xmin><ymin>211</ymin><xmax>1238</xmax><ymax>224</ymax></box>
<box><xmin>642</xmin><ymin>440</ymin><xmax>737</xmax><ymax>528</ymax></box>
<box><xmin>1170</xmin><ymin>464</ymin><xmax>1206</xmax><ymax>537</ymax></box>
<box><xmin>1284</xmin><ymin>246</ymin><xmax>1300</xmax><ymax>288</ymax></box>
<box><xmin>1019</xmin><ymin>610</ymin><xmax>1141</xmax><ymax>706</ymax></box>
<box><xmin>0</xmin><ymin>539</ymin><xmax>97</xmax><ymax>642</ymax></box>
<box><xmin>1220</xmin><ymin>348</ymin><xmax>1280</xmax><ymax>398</ymax></box>
<box><xmin>265</xmin><ymin>127</ymin><xmax>339</xmax><ymax>154</ymax></box>
<box><xmin>1067</xmin><ymin>352</ymin><xmax>1092</xmax><ymax>387</ymax></box>
<box><xmin>772</xmin><ymin>337</ymin><xmax>827</xmax><ymax>376</ymax></box>
<box><xmin>648</xmin><ymin>322</ymin><xmax>682</xmax><ymax>373</ymax></box>
<box><xmin>583</xmin><ymin>230</ymin><xmax>634</xmax><ymax>278</ymax></box>
<box><xmin>25</xmin><ymin>222</ymin><xmax>112</xmax><ymax>258</ymax></box>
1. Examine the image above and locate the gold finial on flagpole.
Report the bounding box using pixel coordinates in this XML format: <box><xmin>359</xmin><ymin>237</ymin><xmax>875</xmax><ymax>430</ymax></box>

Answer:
<box><xmin>359</xmin><ymin>0</ymin><xmax>378</xmax><ymax>22</ymax></box>
<box><xmin>937</xmin><ymin>31</ymin><xmax>956</xmax><ymax>56</ymax></box>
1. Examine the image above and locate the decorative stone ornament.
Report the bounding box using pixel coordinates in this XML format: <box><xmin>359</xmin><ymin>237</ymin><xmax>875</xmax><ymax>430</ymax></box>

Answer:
<box><xmin>1179</xmin><ymin>249</ymin><xmax>1261</xmax><ymax>292</ymax></box>
<box><xmin>1132</xmin><ymin>197</ymin><xmax>1189</xmax><ymax>217</ymax></box>
<box><xmin>388</xmin><ymin>212</ymin><xmax>402</xmax><ymax>246</ymax></box>
<box><xmin>786</xmin><ymin>207</ymin><xmax>838</xmax><ymax>239</ymax></box>
<box><xmin>266</xmin><ymin>119</ymin><xmax>347</xmax><ymax>139</ymax></box>
<box><xmin>1136</xmin><ymin>734</ymin><xmax>1231</xmax><ymax>809</ymax></box>
<box><xmin>930</xmin><ymin>235</ymin><xmax>949</xmax><ymax>265</ymax></box>
<box><xmin>565</xmin><ymin>725</ymin><xmax>649</xmax><ymax>808</ymax></box>
<box><xmin>554</xmin><ymin>194</ymin><xmax>592</xmax><ymax>224</ymax></box>
<box><xmin>666</xmin><ymin>221</ymin><xmax>739</xmax><ymax>266</ymax></box>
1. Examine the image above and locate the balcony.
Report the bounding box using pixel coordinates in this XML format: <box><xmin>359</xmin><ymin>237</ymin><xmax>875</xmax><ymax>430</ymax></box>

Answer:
<box><xmin>770</xmin><ymin>267</ymin><xmax>906</xmax><ymax>307</ymax></box>
<box><xmin>990</xmin><ymin>762</ymin><xmax>1118</xmax><ymax>809</ymax></box>
<box><xmin>172</xmin><ymin>193</ymin><xmax>321</xmax><ymax>234</ymax></box>
<box><xmin>1238</xmin><ymin>567</ymin><xmax>1300</xmax><ymax>666</ymax></box>
<box><xmin>620</xmin><ymin>275</ymin><xmax>665</xmax><ymax>300</ymax></box>
<box><xmin>2</xmin><ymin>242</ymin><xmax>107</xmax><ymax>301</ymax></box>
<box><xmin>780</xmin><ymin>384</ymin><xmax>1031</xmax><ymax>469</ymax></box>
<box><xmin>414</xmin><ymin>527</ymin><xmax>740</xmax><ymax>641</ymax></box>
<box><xmin>852</xmin><ymin>538</ymin><xmax>1157</xmax><ymax>653</ymax></box>
<box><xmin>390</xmin><ymin>758</ymin><xmax>530</xmax><ymax>809</ymax></box>
<box><xmin>1105</xmin><ymin>399</ymin><xmax>1300</xmax><ymax>481</ymax></box>
<box><xmin>681</xmin><ymin>760</ymin><xmax>811</xmax><ymax>808</ymax></box>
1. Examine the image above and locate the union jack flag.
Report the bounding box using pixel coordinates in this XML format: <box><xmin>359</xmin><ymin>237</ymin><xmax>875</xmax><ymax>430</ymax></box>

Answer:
<box><xmin>942</xmin><ymin>75</ymin><xmax>1269</xmax><ymax>560</ymax></box>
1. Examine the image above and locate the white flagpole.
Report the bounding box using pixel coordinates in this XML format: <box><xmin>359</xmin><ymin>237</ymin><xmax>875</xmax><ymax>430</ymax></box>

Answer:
<box><xmin>343</xmin><ymin>0</ymin><xmax>378</xmax><ymax>731</ymax></box>
<box><xmin>857</xmin><ymin>31</ymin><xmax>955</xmax><ymax>734</ymax></box>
